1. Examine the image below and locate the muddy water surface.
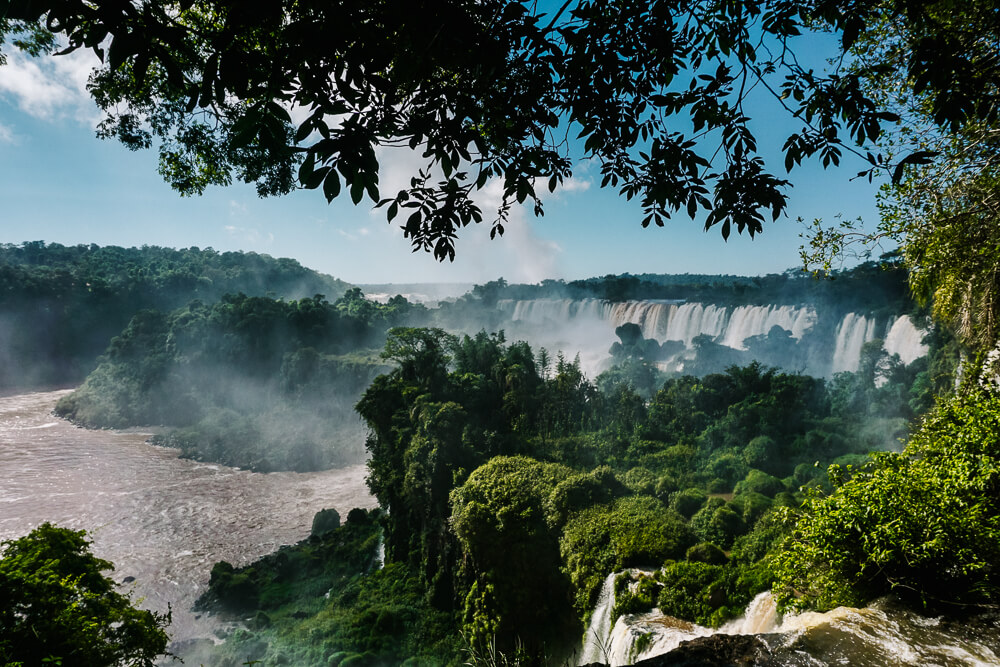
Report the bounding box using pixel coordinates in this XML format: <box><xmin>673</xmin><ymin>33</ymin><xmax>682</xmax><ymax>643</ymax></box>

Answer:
<box><xmin>0</xmin><ymin>390</ymin><xmax>374</xmax><ymax>645</ymax></box>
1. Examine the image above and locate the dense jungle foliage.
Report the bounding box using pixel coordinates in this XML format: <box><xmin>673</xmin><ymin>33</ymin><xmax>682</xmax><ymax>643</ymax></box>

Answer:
<box><xmin>195</xmin><ymin>327</ymin><xmax>936</xmax><ymax>664</ymax></box>
<box><xmin>54</xmin><ymin>291</ymin><xmax>423</xmax><ymax>470</ymax></box>
<box><xmin>195</xmin><ymin>508</ymin><xmax>460</xmax><ymax>667</ymax></box>
<box><xmin>0</xmin><ymin>241</ymin><xmax>350</xmax><ymax>388</ymax></box>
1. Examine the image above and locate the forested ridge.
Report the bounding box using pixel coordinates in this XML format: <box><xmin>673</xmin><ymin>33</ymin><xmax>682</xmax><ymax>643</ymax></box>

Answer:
<box><xmin>446</xmin><ymin>259</ymin><xmax>912</xmax><ymax>314</ymax></box>
<box><xmin>6</xmin><ymin>238</ymin><xmax>980</xmax><ymax>666</ymax></box>
<box><xmin>0</xmin><ymin>241</ymin><xmax>350</xmax><ymax>388</ymax></box>
<box><xmin>54</xmin><ymin>290</ymin><xmax>425</xmax><ymax>471</ymax></box>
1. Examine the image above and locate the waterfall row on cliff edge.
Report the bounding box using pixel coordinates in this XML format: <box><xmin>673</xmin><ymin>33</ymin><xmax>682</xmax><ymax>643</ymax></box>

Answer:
<box><xmin>497</xmin><ymin>299</ymin><xmax>928</xmax><ymax>376</ymax></box>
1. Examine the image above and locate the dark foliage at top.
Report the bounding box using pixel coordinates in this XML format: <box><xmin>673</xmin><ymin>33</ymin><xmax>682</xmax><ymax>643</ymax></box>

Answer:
<box><xmin>6</xmin><ymin>0</ymin><xmax>995</xmax><ymax>258</ymax></box>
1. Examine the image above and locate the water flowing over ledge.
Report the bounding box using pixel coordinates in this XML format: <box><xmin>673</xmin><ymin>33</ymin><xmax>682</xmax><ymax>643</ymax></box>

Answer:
<box><xmin>580</xmin><ymin>575</ymin><xmax>1000</xmax><ymax>667</ymax></box>
<box><xmin>498</xmin><ymin>298</ymin><xmax>929</xmax><ymax>377</ymax></box>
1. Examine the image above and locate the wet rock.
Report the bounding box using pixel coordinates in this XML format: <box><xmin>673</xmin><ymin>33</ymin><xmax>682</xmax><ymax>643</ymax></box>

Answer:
<box><xmin>581</xmin><ymin>633</ymin><xmax>775</xmax><ymax>667</ymax></box>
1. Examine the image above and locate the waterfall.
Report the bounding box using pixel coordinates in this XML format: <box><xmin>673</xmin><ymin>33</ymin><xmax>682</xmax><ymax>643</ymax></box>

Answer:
<box><xmin>721</xmin><ymin>592</ymin><xmax>780</xmax><ymax>634</ymax></box>
<box><xmin>579</xmin><ymin>588</ymin><xmax>774</xmax><ymax>666</ymax></box>
<box><xmin>502</xmin><ymin>299</ymin><xmax>817</xmax><ymax>350</ymax></box>
<box><xmin>579</xmin><ymin>573</ymin><xmax>619</xmax><ymax>665</ymax></box>
<box><xmin>496</xmin><ymin>299</ymin><xmax>926</xmax><ymax>379</ymax></box>
<box><xmin>589</xmin><ymin>587</ymin><xmax>1000</xmax><ymax>666</ymax></box>
<box><xmin>718</xmin><ymin>305</ymin><xmax>817</xmax><ymax>350</ymax></box>
<box><xmin>883</xmin><ymin>316</ymin><xmax>929</xmax><ymax>365</ymax></box>
<box><xmin>831</xmin><ymin>313</ymin><xmax>879</xmax><ymax>373</ymax></box>
<box><xmin>659</xmin><ymin>303</ymin><xmax>729</xmax><ymax>346</ymax></box>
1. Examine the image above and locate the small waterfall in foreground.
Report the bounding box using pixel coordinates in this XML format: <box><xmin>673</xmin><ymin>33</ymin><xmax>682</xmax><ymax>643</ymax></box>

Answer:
<box><xmin>579</xmin><ymin>573</ymin><xmax>619</xmax><ymax>665</ymax></box>
<box><xmin>581</xmin><ymin>587</ymin><xmax>1000</xmax><ymax>666</ymax></box>
<box><xmin>581</xmin><ymin>591</ymin><xmax>775</xmax><ymax>666</ymax></box>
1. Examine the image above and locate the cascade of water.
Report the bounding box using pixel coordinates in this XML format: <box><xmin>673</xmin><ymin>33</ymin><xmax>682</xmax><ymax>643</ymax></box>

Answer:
<box><xmin>718</xmin><ymin>305</ymin><xmax>818</xmax><ymax>349</ymax></box>
<box><xmin>497</xmin><ymin>298</ymin><xmax>926</xmax><ymax>380</ymax></box>
<box><xmin>662</xmin><ymin>303</ymin><xmax>729</xmax><ymax>346</ymax></box>
<box><xmin>583</xmin><ymin>571</ymin><xmax>1000</xmax><ymax>666</ymax></box>
<box><xmin>603</xmin><ymin>613</ymin><xmax>713</xmax><ymax>666</ymax></box>
<box><xmin>721</xmin><ymin>592</ymin><xmax>780</xmax><ymax>634</ymax></box>
<box><xmin>831</xmin><ymin>313</ymin><xmax>879</xmax><ymax>373</ymax></box>
<box><xmin>579</xmin><ymin>573</ymin><xmax>619</xmax><ymax>665</ymax></box>
<box><xmin>883</xmin><ymin>316</ymin><xmax>929</xmax><ymax>365</ymax></box>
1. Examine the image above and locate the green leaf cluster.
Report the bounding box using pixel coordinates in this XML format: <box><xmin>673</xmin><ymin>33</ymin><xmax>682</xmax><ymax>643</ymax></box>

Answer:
<box><xmin>774</xmin><ymin>390</ymin><xmax>1000</xmax><ymax>611</ymax></box>
<box><xmin>0</xmin><ymin>523</ymin><xmax>170</xmax><ymax>667</ymax></box>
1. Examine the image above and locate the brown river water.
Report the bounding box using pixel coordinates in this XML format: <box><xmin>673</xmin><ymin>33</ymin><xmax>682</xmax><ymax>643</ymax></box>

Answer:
<box><xmin>0</xmin><ymin>389</ymin><xmax>374</xmax><ymax>647</ymax></box>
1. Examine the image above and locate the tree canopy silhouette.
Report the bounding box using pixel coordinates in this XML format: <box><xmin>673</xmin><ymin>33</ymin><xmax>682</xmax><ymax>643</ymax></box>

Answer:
<box><xmin>2</xmin><ymin>0</ymin><xmax>996</xmax><ymax>259</ymax></box>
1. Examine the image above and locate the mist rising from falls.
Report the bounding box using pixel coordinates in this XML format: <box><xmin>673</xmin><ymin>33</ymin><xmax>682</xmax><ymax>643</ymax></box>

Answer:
<box><xmin>495</xmin><ymin>298</ymin><xmax>930</xmax><ymax>379</ymax></box>
<box><xmin>716</xmin><ymin>305</ymin><xmax>816</xmax><ymax>350</ymax></box>
<box><xmin>832</xmin><ymin>313</ymin><xmax>879</xmax><ymax>374</ymax></box>
<box><xmin>831</xmin><ymin>314</ymin><xmax>930</xmax><ymax>374</ymax></box>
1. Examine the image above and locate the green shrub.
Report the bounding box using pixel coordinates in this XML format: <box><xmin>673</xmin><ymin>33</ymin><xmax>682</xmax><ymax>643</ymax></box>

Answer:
<box><xmin>729</xmin><ymin>492</ymin><xmax>774</xmax><ymax>527</ymax></box>
<box><xmin>656</xmin><ymin>561</ymin><xmax>725</xmax><ymax>625</ymax></box>
<box><xmin>774</xmin><ymin>392</ymin><xmax>1000</xmax><ymax>612</ymax></box>
<box><xmin>734</xmin><ymin>469</ymin><xmax>786</xmax><ymax>498</ymax></box>
<box><xmin>561</xmin><ymin>496</ymin><xmax>695</xmax><ymax>615</ymax></box>
<box><xmin>686</xmin><ymin>542</ymin><xmax>728</xmax><ymax>565</ymax></box>
<box><xmin>670</xmin><ymin>487</ymin><xmax>708</xmax><ymax>519</ymax></box>
<box><xmin>312</xmin><ymin>508</ymin><xmax>342</xmax><ymax>536</ymax></box>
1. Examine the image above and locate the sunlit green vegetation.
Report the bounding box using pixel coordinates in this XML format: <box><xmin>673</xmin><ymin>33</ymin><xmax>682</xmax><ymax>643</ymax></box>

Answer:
<box><xmin>774</xmin><ymin>390</ymin><xmax>1000</xmax><ymax>612</ymax></box>
<box><xmin>0</xmin><ymin>523</ymin><xmax>170</xmax><ymax>666</ymax></box>
<box><xmin>202</xmin><ymin>325</ymin><xmax>938</xmax><ymax>664</ymax></box>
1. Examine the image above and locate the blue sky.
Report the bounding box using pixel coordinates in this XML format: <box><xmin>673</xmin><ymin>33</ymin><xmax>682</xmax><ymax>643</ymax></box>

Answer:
<box><xmin>0</xmin><ymin>42</ymin><xmax>885</xmax><ymax>285</ymax></box>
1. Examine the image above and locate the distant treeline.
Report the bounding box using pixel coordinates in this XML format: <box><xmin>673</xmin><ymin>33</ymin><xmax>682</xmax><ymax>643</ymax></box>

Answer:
<box><xmin>444</xmin><ymin>256</ymin><xmax>912</xmax><ymax>316</ymax></box>
<box><xmin>0</xmin><ymin>242</ymin><xmax>351</xmax><ymax>388</ymax></box>
<box><xmin>54</xmin><ymin>291</ymin><xmax>425</xmax><ymax>471</ymax></box>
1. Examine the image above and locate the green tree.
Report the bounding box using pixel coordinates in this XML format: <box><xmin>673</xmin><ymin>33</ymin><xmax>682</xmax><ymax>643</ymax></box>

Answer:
<box><xmin>0</xmin><ymin>523</ymin><xmax>170</xmax><ymax>667</ymax></box>
<box><xmin>450</xmin><ymin>456</ymin><xmax>578</xmax><ymax>662</ymax></box>
<box><xmin>773</xmin><ymin>391</ymin><xmax>1000</xmax><ymax>611</ymax></box>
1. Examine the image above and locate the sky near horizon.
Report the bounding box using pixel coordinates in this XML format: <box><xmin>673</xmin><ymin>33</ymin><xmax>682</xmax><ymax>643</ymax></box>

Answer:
<box><xmin>0</xmin><ymin>40</ymin><xmax>887</xmax><ymax>286</ymax></box>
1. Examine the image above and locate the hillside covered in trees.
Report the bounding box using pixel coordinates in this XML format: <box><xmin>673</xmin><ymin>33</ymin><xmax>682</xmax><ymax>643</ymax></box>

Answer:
<box><xmin>0</xmin><ymin>242</ymin><xmax>351</xmax><ymax>388</ymax></box>
<box><xmin>54</xmin><ymin>290</ymin><xmax>426</xmax><ymax>470</ymax></box>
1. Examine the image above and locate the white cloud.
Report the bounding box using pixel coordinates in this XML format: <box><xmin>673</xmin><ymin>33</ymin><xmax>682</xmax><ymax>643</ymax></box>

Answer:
<box><xmin>223</xmin><ymin>224</ymin><xmax>274</xmax><ymax>246</ymax></box>
<box><xmin>0</xmin><ymin>48</ymin><xmax>102</xmax><ymax>123</ymax></box>
<box><xmin>556</xmin><ymin>173</ymin><xmax>592</xmax><ymax>194</ymax></box>
<box><xmin>0</xmin><ymin>123</ymin><xmax>15</xmax><ymax>144</ymax></box>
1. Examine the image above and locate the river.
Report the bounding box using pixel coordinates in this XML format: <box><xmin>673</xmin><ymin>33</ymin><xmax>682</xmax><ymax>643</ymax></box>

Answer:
<box><xmin>0</xmin><ymin>390</ymin><xmax>374</xmax><ymax>647</ymax></box>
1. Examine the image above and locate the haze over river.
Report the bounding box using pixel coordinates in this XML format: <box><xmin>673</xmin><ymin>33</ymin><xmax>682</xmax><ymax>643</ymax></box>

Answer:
<box><xmin>0</xmin><ymin>390</ymin><xmax>374</xmax><ymax>645</ymax></box>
